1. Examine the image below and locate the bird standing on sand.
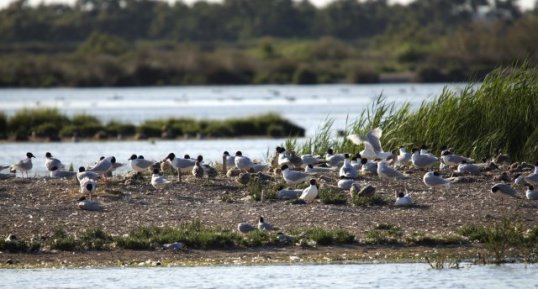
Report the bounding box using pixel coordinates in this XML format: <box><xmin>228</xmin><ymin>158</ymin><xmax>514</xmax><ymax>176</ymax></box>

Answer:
<box><xmin>299</xmin><ymin>179</ymin><xmax>318</xmax><ymax>202</ymax></box>
<box><xmin>395</xmin><ymin>147</ymin><xmax>412</xmax><ymax>167</ymax></box>
<box><xmin>192</xmin><ymin>155</ymin><xmax>205</xmax><ymax>179</ymax></box>
<box><xmin>164</xmin><ymin>153</ymin><xmax>195</xmax><ymax>182</ymax></box>
<box><xmin>128</xmin><ymin>154</ymin><xmax>156</xmax><ymax>173</ymax></box>
<box><xmin>11</xmin><ymin>152</ymin><xmax>35</xmax><ymax>178</ymax></box>
<box><xmin>80</xmin><ymin>177</ymin><xmax>97</xmax><ymax>200</ymax></box>
<box><xmin>88</xmin><ymin>156</ymin><xmax>116</xmax><ymax>181</ymax></box>
<box><xmin>45</xmin><ymin>152</ymin><xmax>65</xmax><ymax>171</ymax></box>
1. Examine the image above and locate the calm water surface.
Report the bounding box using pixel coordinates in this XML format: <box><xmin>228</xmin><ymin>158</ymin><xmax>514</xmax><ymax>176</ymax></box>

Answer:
<box><xmin>0</xmin><ymin>263</ymin><xmax>536</xmax><ymax>289</ymax></box>
<box><xmin>0</xmin><ymin>84</ymin><xmax>472</xmax><ymax>176</ymax></box>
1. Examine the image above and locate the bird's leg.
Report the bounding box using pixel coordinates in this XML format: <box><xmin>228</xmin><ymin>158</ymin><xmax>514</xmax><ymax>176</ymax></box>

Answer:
<box><xmin>177</xmin><ymin>169</ymin><xmax>181</xmax><ymax>182</ymax></box>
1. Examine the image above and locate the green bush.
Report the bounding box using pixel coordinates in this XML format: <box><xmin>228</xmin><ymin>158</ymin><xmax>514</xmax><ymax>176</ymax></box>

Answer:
<box><xmin>351</xmin><ymin>195</ymin><xmax>388</xmax><ymax>207</ymax></box>
<box><xmin>301</xmin><ymin>228</ymin><xmax>355</xmax><ymax>245</ymax></box>
<box><xmin>318</xmin><ymin>188</ymin><xmax>347</xmax><ymax>205</ymax></box>
<box><xmin>33</xmin><ymin>123</ymin><xmax>59</xmax><ymax>139</ymax></box>
<box><xmin>105</xmin><ymin>121</ymin><xmax>136</xmax><ymax>137</ymax></box>
<box><xmin>364</xmin><ymin>224</ymin><xmax>402</xmax><ymax>245</ymax></box>
<box><xmin>8</xmin><ymin>108</ymin><xmax>68</xmax><ymax>139</ymax></box>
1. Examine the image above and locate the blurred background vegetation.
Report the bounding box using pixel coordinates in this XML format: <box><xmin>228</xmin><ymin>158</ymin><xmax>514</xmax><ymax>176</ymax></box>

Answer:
<box><xmin>0</xmin><ymin>0</ymin><xmax>537</xmax><ymax>86</ymax></box>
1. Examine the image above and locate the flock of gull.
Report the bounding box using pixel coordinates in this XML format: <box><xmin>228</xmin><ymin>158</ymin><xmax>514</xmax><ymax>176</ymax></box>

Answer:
<box><xmin>2</xmin><ymin>128</ymin><xmax>538</xmax><ymax>229</ymax></box>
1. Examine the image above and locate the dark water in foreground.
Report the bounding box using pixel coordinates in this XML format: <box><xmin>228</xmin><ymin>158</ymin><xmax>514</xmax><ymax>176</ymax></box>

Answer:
<box><xmin>0</xmin><ymin>263</ymin><xmax>536</xmax><ymax>289</ymax></box>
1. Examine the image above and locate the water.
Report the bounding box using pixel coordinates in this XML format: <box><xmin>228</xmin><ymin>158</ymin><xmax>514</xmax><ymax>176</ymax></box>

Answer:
<box><xmin>0</xmin><ymin>263</ymin><xmax>536</xmax><ymax>289</ymax></box>
<box><xmin>0</xmin><ymin>83</ymin><xmax>470</xmax><ymax>136</ymax></box>
<box><xmin>0</xmin><ymin>83</ymin><xmax>471</xmax><ymax>176</ymax></box>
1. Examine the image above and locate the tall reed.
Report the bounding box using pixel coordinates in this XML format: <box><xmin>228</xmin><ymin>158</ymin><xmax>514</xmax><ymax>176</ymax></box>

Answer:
<box><xmin>289</xmin><ymin>64</ymin><xmax>538</xmax><ymax>162</ymax></box>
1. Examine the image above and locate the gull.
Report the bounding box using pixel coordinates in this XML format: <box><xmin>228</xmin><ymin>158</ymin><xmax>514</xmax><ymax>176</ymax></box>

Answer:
<box><xmin>281</xmin><ymin>164</ymin><xmax>313</xmax><ymax>185</ymax></box>
<box><xmin>420</xmin><ymin>145</ymin><xmax>436</xmax><ymax>158</ymax></box>
<box><xmin>325</xmin><ymin>148</ymin><xmax>345</xmax><ymax>167</ymax></box>
<box><xmin>277</xmin><ymin>186</ymin><xmax>303</xmax><ymax>199</ymax></box>
<box><xmin>395</xmin><ymin>147</ymin><xmax>412</xmax><ymax>167</ymax></box>
<box><xmin>300</xmin><ymin>154</ymin><xmax>324</xmax><ymax>166</ymax></box>
<box><xmin>128</xmin><ymin>154</ymin><xmax>156</xmax><ymax>173</ymax></box>
<box><xmin>339</xmin><ymin>154</ymin><xmax>358</xmax><ymax>179</ymax></box>
<box><xmin>45</xmin><ymin>152</ymin><xmax>65</xmax><ymax>171</ymax></box>
<box><xmin>337</xmin><ymin>177</ymin><xmax>360</xmax><ymax>190</ymax></box>
<box><xmin>77</xmin><ymin>196</ymin><xmax>102</xmax><ymax>211</ymax></box>
<box><xmin>151</xmin><ymin>169</ymin><xmax>171</xmax><ymax>190</ymax></box>
<box><xmin>276</xmin><ymin>147</ymin><xmax>293</xmax><ymax>167</ymax></box>
<box><xmin>412</xmin><ymin>149</ymin><xmax>438</xmax><ymax>169</ymax></box>
<box><xmin>237</xmin><ymin>223</ymin><xmax>256</xmax><ymax>233</ymax></box>
<box><xmin>77</xmin><ymin>167</ymin><xmax>99</xmax><ymax>182</ymax></box>
<box><xmin>164</xmin><ymin>153</ymin><xmax>195</xmax><ymax>182</ymax></box>
<box><xmin>423</xmin><ymin>171</ymin><xmax>450</xmax><ymax>189</ymax></box>
<box><xmin>346</xmin><ymin>128</ymin><xmax>393</xmax><ymax>161</ymax></box>
<box><xmin>234</xmin><ymin>151</ymin><xmax>254</xmax><ymax>171</ymax></box>
<box><xmin>11</xmin><ymin>152</ymin><xmax>35</xmax><ymax>178</ymax></box>
<box><xmin>88</xmin><ymin>156</ymin><xmax>116</xmax><ymax>182</ymax></box>
<box><xmin>360</xmin><ymin>158</ymin><xmax>378</xmax><ymax>175</ymax></box>
<box><xmin>377</xmin><ymin>161</ymin><xmax>409</xmax><ymax>181</ymax></box>
<box><xmin>305</xmin><ymin>164</ymin><xmax>337</xmax><ymax>174</ymax></box>
<box><xmin>299</xmin><ymin>179</ymin><xmax>318</xmax><ymax>202</ymax></box>
<box><xmin>525</xmin><ymin>185</ymin><xmax>538</xmax><ymax>200</ymax></box>
<box><xmin>80</xmin><ymin>177</ymin><xmax>97</xmax><ymax>200</ymax></box>
<box><xmin>456</xmin><ymin>161</ymin><xmax>480</xmax><ymax>174</ymax></box>
<box><xmin>192</xmin><ymin>155</ymin><xmax>205</xmax><ymax>179</ymax></box>
<box><xmin>350</xmin><ymin>153</ymin><xmax>362</xmax><ymax>170</ymax></box>
<box><xmin>491</xmin><ymin>183</ymin><xmax>519</xmax><ymax>198</ymax></box>
<box><xmin>394</xmin><ymin>191</ymin><xmax>413</xmax><ymax>206</ymax></box>
<box><xmin>251</xmin><ymin>163</ymin><xmax>269</xmax><ymax>173</ymax></box>
<box><xmin>442</xmin><ymin>150</ymin><xmax>474</xmax><ymax>167</ymax></box>
<box><xmin>222</xmin><ymin>151</ymin><xmax>236</xmax><ymax>172</ymax></box>
<box><xmin>258</xmin><ymin>216</ymin><xmax>275</xmax><ymax>231</ymax></box>
<box><xmin>49</xmin><ymin>166</ymin><xmax>76</xmax><ymax>179</ymax></box>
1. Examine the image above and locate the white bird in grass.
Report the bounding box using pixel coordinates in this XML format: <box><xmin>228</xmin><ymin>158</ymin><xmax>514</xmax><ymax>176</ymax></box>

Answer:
<box><xmin>80</xmin><ymin>177</ymin><xmax>97</xmax><ymax>200</ymax></box>
<box><xmin>45</xmin><ymin>152</ymin><xmax>65</xmax><ymax>171</ymax></box>
<box><xmin>237</xmin><ymin>223</ymin><xmax>256</xmax><ymax>233</ymax></box>
<box><xmin>423</xmin><ymin>171</ymin><xmax>450</xmax><ymax>189</ymax></box>
<box><xmin>234</xmin><ymin>151</ymin><xmax>254</xmax><ymax>172</ymax></box>
<box><xmin>491</xmin><ymin>182</ymin><xmax>519</xmax><ymax>198</ymax></box>
<box><xmin>258</xmin><ymin>216</ymin><xmax>274</xmax><ymax>231</ymax></box>
<box><xmin>339</xmin><ymin>154</ymin><xmax>358</xmax><ymax>179</ymax></box>
<box><xmin>525</xmin><ymin>185</ymin><xmax>538</xmax><ymax>200</ymax></box>
<box><xmin>299</xmin><ymin>179</ymin><xmax>318</xmax><ymax>202</ymax></box>
<box><xmin>281</xmin><ymin>164</ymin><xmax>313</xmax><ymax>185</ymax></box>
<box><xmin>346</xmin><ymin>128</ymin><xmax>393</xmax><ymax>161</ymax></box>
<box><xmin>11</xmin><ymin>152</ymin><xmax>35</xmax><ymax>178</ymax></box>
<box><xmin>277</xmin><ymin>186</ymin><xmax>303</xmax><ymax>199</ymax></box>
<box><xmin>377</xmin><ymin>161</ymin><xmax>409</xmax><ymax>181</ymax></box>
<box><xmin>128</xmin><ymin>154</ymin><xmax>156</xmax><ymax>173</ymax></box>
<box><xmin>151</xmin><ymin>168</ymin><xmax>171</xmax><ymax>190</ymax></box>
<box><xmin>412</xmin><ymin>149</ymin><xmax>438</xmax><ymax>169</ymax></box>
<box><xmin>394</xmin><ymin>191</ymin><xmax>413</xmax><ymax>206</ymax></box>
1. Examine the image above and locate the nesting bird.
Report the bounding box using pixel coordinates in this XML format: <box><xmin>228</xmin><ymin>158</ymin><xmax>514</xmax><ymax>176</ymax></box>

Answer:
<box><xmin>151</xmin><ymin>169</ymin><xmax>171</xmax><ymax>190</ymax></box>
<box><xmin>412</xmin><ymin>149</ymin><xmax>438</xmax><ymax>169</ymax></box>
<box><xmin>128</xmin><ymin>154</ymin><xmax>156</xmax><ymax>173</ymax></box>
<box><xmin>237</xmin><ymin>222</ymin><xmax>256</xmax><ymax>233</ymax></box>
<box><xmin>491</xmin><ymin>183</ymin><xmax>519</xmax><ymax>199</ymax></box>
<box><xmin>525</xmin><ymin>185</ymin><xmax>538</xmax><ymax>200</ymax></box>
<box><xmin>394</xmin><ymin>191</ymin><xmax>413</xmax><ymax>206</ymax></box>
<box><xmin>422</xmin><ymin>171</ymin><xmax>450</xmax><ymax>189</ymax></box>
<box><xmin>49</xmin><ymin>166</ymin><xmax>76</xmax><ymax>179</ymax></box>
<box><xmin>257</xmin><ymin>216</ymin><xmax>274</xmax><ymax>231</ymax></box>
<box><xmin>339</xmin><ymin>154</ymin><xmax>358</xmax><ymax>179</ymax></box>
<box><xmin>45</xmin><ymin>152</ymin><xmax>65</xmax><ymax>171</ymax></box>
<box><xmin>234</xmin><ymin>151</ymin><xmax>254</xmax><ymax>172</ymax></box>
<box><xmin>377</xmin><ymin>161</ymin><xmax>408</xmax><ymax>181</ymax></box>
<box><xmin>281</xmin><ymin>164</ymin><xmax>312</xmax><ymax>185</ymax></box>
<box><xmin>325</xmin><ymin>148</ymin><xmax>345</xmax><ymax>167</ymax></box>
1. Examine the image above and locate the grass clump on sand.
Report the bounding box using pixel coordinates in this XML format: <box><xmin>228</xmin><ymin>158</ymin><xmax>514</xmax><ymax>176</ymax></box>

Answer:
<box><xmin>364</xmin><ymin>224</ymin><xmax>403</xmax><ymax>245</ymax></box>
<box><xmin>318</xmin><ymin>187</ymin><xmax>347</xmax><ymax>205</ymax></box>
<box><xmin>0</xmin><ymin>239</ymin><xmax>41</xmax><ymax>253</ymax></box>
<box><xmin>289</xmin><ymin>64</ymin><xmax>538</xmax><ymax>162</ymax></box>
<box><xmin>298</xmin><ymin>228</ymin><xmax>355</xmax><ymax>246</ymax></box>
<box><xmin>457</xmin><ymin>219</ymin><xmax>530</xmax><ymax>263</ymax></box>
